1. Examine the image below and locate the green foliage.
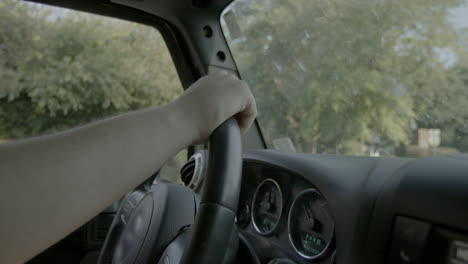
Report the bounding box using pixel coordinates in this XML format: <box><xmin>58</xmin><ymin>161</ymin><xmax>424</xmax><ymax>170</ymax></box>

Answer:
<box><xmin>226</xmin><ymin>0</ymin><xmax>468</xmax><ymax>155</ymax></box>
<box><xmin>0</xmin><ymin>0</ymin><xmax>182</xmax><ymax>139</ymax></box>
<box><xmin>2</xmin><ymin>0</ymin><xmax>468</xmax><ymax>158</ymax></box>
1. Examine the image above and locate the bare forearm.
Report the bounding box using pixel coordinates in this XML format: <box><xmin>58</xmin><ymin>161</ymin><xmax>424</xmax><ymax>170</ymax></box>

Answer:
<box><xmin>0</xmin><ymin>100</ymin><xmax>192</xmax><ymax>264</ymax></box>
<box><xmin>0</xmin><ymin>71</ymin><xmax>256</xmax><ymax>264</ymax></box>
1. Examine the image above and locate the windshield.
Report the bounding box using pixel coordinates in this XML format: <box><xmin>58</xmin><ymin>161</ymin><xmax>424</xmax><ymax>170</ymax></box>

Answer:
<box><xmin>222</xmin><ymin>0</ymin><xmax>468</xmax><ymax>157</ymax></box>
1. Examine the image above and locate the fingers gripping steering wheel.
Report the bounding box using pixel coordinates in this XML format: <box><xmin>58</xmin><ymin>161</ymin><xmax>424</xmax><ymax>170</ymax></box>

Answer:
<box><xmin>98</xmin><ymin>118</ymin><xmax>242</xmax><ymax>264</ymax></box>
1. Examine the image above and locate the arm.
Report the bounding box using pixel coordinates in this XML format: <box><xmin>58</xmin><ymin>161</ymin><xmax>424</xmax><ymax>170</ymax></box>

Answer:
<box><xmin>0</xmin><ymin>71</ymin><xmax>256</xmax><ymax>264</ymax></box>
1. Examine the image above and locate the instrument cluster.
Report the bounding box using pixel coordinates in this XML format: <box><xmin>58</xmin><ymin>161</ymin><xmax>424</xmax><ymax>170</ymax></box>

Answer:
<box><xmin>237</xmin><ymin>165</ymin><xmax>335</xmax><ymax>263</ymax></box>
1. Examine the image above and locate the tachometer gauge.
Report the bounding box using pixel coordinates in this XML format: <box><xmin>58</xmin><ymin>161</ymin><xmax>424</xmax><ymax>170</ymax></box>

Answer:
<box><xmin>288</xmin><ymin>189</ymin><xmax>334</xmax><ymax>260</ymax></box>
<box><xmin>252</xmin><ymin>179</ymin><xmax>283</xmax><ymax>235</ymax></box>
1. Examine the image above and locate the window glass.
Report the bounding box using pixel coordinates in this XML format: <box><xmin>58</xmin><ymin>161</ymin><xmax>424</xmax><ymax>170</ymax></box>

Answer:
<box><xmin>0</xmin><ymin>0</ymin><xmax>185</xmax><ymax>180</ymax></box>
<box><xmin>0</xmin><ymin>0</ymin><xmax>182</xmax><ymax>139</ymax></box>
<box><xmin>159</xmin><ymin>149</ymin><xmax>187</xmax><ymax>183</ymax></box>
<box><xmin>222</xmin><ymin>0</ymin><xmax>468</xmax><ymax>157</ymax></box>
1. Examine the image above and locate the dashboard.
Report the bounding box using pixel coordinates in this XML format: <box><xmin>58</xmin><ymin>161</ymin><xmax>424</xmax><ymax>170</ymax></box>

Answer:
<box><xmin>235</xmin><ymin>150</ymin><xmax>468</xmax><ymax>264</ymax></box>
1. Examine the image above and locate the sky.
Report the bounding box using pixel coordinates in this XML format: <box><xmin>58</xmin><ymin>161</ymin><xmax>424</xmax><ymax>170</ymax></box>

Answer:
<box><xmin>450</xmin><ymin>4</ymin><xmax>468</xmax><ymax>29</ymax></box>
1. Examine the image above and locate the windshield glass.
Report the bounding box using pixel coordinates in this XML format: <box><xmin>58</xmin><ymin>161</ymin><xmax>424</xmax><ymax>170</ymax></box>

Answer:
<box><xmin>222</xmin><ymin>0</ymin><xmax>468</xmax><ymax>157</ymax></box>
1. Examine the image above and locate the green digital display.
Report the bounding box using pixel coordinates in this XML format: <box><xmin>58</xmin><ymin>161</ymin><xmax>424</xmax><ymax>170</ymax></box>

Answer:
<box><xmin>301</xmin><ymin>231</ymin><xmax>326</xmax><ymax>256</ymax></box>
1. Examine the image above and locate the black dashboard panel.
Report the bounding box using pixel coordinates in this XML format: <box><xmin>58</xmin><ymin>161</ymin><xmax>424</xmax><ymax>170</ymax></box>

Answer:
<box><xmin>366</xmin><ymin>154</ymin><xmax>468</xmax><ymax>264</ymax></box>
<box><xmin>240</xmin><ymin>150</ymin><xmax>468</xmax><ymax>264</ymax></box>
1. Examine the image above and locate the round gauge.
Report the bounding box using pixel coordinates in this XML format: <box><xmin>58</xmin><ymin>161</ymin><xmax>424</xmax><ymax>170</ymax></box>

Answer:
<box><xmin>251</xmin><ymin>179</ymin><xmax>283</xmax><ymax>235</ymax></box>
<box><xmin>288</xmin><ymin>189</ymin><xmax>334</xmax><ymax>260</ymax></box>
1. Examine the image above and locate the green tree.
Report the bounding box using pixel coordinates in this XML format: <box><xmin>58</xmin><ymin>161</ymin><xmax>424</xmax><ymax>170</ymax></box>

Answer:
<box><xmin>226</xmin><ymin>0</ymin><xmax>468</xmax><ymax>155</ymax></box>
<box><xmin>0</xmin><ymin>0</ymin><xmax>182</xmax><ymax>139</ymax></box>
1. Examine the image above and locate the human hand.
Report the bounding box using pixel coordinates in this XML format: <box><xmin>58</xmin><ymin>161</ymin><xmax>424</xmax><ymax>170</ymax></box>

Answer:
<box><xmin>174</xmin><ymin>71</ymin><xmax>257</xmax><ymax>144</ymax></box>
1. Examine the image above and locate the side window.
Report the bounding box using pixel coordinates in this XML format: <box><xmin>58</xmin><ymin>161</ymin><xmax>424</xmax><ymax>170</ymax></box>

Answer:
<box><xmin>0</xmin><ymin>0</ymin><xmax>185</xmax><ymax>181</ymax></box>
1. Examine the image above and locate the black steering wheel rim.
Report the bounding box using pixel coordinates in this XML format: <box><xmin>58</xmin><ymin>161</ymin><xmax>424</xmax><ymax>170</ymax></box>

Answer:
<box><xmin>180</xmin><ymin>117</ymin><xmax>243</xmax><ymax>263</ymax></box>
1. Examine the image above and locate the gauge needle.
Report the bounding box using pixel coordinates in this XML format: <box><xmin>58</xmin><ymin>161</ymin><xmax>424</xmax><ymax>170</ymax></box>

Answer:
<box><xmin>264</xmin><ymin>191</ymin><xmax>275</xmax><ymax>212</ymax></box>
<box><xmin>303</xmin><ymin>204</ymin><xmax>313</xmax><ymax>221</ymax></box>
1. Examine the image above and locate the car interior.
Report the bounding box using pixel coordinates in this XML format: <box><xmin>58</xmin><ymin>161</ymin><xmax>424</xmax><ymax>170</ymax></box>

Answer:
<box><xmin>2</xmin><ymin>0</ymin><xmax>468</xmax><ymax>263</ymax></box>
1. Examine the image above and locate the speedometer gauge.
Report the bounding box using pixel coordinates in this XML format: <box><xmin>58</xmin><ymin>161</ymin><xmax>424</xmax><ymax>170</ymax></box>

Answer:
<box><xmin>288</xmin><ymin>189</ymin><xmax>334</xmax><ymax>260</ymax></box>
<box><xmin>252</xmin><ymin>179</ymin><xmax>283</xmax><ymax>235</ymax></box>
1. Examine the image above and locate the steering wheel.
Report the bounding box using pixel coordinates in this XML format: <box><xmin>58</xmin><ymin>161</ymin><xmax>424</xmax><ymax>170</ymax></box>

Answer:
<box><xmin>98</xmin><ymin>118</ymin><xmax>243</xmax><ymax>264</ymax></box>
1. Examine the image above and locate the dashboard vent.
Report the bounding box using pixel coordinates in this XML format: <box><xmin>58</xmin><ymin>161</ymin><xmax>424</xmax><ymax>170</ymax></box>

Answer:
<box><xmin>180</xmin><ymin>159</ymin><xmax>196</xmax><ymax>186</ymax></box>
<box><xmin>180</xmin><ymin>150</ymin><xmax>208</xmax><ymax>191</ymax></box>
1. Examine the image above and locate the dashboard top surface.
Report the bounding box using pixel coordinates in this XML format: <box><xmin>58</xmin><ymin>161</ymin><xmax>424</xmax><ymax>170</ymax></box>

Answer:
<box><xmin>239</xmin><ymin>150</ymin><xmax>468</xmax><ymax>264</ymax></box>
